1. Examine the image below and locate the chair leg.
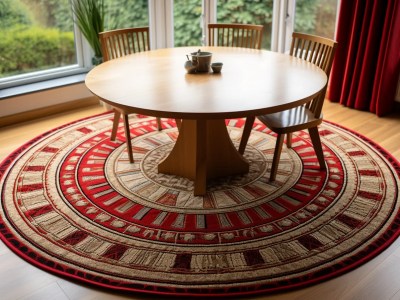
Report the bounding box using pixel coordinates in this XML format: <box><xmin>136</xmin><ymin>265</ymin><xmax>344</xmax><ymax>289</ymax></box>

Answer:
<box><xmin>308</xmin><ymin>126</ymin><xmax>326</xmax><ymax>170</ymax></box>
<box><xmin>175</xmin><ymin>119</ymin><xmax>182</xmax><ymax>131</ymax></box>
<box><xmin>110</xmin><ymin>109</ymin><xmax>121</xmax><ymax>141</ymax></box>
<box><xmin>270</xmin><ymin>133</ymin><xmax>285</xmax><ymax>181</ymax></box>
<box><xmin>286</xmin><ymin>133</ymin><xmax>292</xmax><ymax>148</ymax></box>
<box><xmin>156</xmin><ymin>117</ymin><xmax>162</xmax><ymax>131</ymax></box>
<box><xmin>122</xmin><ymin>114</ymin><xmax>134</xmax><ymax>163</ymax></box>
<box><xmin>238</xmin><ymin>116</ymin><xmax>255</xmax><ymax>155</ymax></box>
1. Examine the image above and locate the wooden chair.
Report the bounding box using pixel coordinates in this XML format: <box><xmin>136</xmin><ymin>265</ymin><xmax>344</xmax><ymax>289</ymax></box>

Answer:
<box><xmin>99</xmin><ymin>27</ymin><xmax>162</xmax><ymax>163</ymax></box>
<box><xmin>238</xmin><ymin>32</ymin><xmax>338</xmax><ymax>181</ymax></box>
<box><xmin>208</xmin><ymin>23</ymin><xmax>264</xmax><ymax>49</ymax></box>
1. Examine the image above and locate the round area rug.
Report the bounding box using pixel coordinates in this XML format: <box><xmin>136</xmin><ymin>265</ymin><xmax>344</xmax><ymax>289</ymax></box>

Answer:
<box><xmin>1</xmin><ymin>113</ymin><xmax>399</xmax><ymax>297</ymax></box>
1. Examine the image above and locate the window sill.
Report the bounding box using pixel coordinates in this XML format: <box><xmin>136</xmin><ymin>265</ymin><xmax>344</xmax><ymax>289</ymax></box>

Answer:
<box><xmin>0</xmin><ymin>74</ymin><xmax>87</xmax><ymax>100</ymax></box>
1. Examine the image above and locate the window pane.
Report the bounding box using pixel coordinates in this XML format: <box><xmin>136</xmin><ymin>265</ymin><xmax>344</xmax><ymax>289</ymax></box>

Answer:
<box><xmin>174</xmin><ymin>0</ymin><xmax>203</xmax><ymax>47</ymax></box>
<box><xmin>0</xmin><ymin>0</ymin><xmax>76</xmax><ymax>78</ymax></box>
<box><xmin>217</xmin><ymin>0</ymin><xmax>274</xmax><ymax>50</ymax></box>
<box><xmin>294</xmin><ymin>0</ymin><xmax>338</xmax><ymax>39</ymax></box>
<box><xmin>0</xmin><ymin>0</ymin><xmax>149</xmax><ymax>82</ymax></box>
<box><xmin>104</xmin><ymin>0</ymin><xmax>148</xmax><ymax>30</ymax></box>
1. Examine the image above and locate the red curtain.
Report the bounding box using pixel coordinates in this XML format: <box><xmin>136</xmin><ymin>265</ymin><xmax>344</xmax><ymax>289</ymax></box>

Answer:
<box><xmin>328</xmin><ymin>0</ymin><xmax>400</xmax><ymax>116</ymax></box>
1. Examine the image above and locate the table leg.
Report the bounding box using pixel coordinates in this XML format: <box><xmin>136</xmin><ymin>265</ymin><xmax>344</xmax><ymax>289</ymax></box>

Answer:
<box><xmin>158</xmin><ymin>119</ymin><xmax>249</xmax><ymax>196</ymax></box>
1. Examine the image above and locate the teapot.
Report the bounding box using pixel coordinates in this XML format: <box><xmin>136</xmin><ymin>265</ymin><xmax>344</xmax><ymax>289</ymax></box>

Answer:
<box><xmin>184</xmin><ymin>56</ymin><xmax>198</xmax><ymax>74</ymax></box>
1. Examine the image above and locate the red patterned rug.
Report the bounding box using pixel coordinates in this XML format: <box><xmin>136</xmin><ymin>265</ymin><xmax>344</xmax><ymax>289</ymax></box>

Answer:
<box><xmin>1</xmin><ymin>113</ymin><xmax>399</xmax><ymax>298</ymax></box>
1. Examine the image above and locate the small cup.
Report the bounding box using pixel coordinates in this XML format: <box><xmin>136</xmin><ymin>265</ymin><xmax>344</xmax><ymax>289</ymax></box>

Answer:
<box><xmin>211</xmin><ymin>62</ymin><xmax>223</xmax><ymax>73</ymax></box>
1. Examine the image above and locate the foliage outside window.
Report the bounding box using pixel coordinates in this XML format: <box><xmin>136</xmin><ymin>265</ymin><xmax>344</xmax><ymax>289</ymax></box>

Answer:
<box><xmin>295</xmin><ymin>0</ymin><xmax>338</xmax><ymax>39</ymax></box>
<box><xmin>217</xmin><ymin>0</ymin><xmax>274</xmax><ymax>50</ymax></box>
<box><xmin>174</xmin><ymin>0</ymin><xmax>203</xmax><ymax>47</ymax></box>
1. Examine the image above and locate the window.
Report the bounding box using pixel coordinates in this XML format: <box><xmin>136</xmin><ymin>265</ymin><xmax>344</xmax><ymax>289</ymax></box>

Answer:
<box><xmin>0</xmin><ymin>0</ymin><xmax>149</xmax><ymax>90</ymax></box>
<box><xmin>0</xmin><ymin>0</ymin><xmax>339</xmax><ymax>92</ymax></box>
<box><xmin>294</xmin><ymin>0</ymin><xmax>338</xmax><ymax>39</ymax></box>
<box><xmin>0</xmin><ymin>0</ymin><xmax>80</xmax><ymax>88</ymax></box>
<box><xmin>172</xmin><ymin>0</ymin><xmax>275</xmax><ymax>50</ymax></box>
<box><xmin>171</xmin><ymin>0</ymin><xmax>339</xmax><ymax>51</ymax></box>
<box><xmin>216</xmin><ymin>0</ymin><xmax>274</xmax><ymax>50</ymax></box>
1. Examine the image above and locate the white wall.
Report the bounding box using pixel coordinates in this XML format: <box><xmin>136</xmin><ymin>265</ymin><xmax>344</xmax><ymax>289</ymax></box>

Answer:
<box><xmin>0</xmin><ymin>84</ymin><xmax>93</xmax><ymax>117</ymax></box>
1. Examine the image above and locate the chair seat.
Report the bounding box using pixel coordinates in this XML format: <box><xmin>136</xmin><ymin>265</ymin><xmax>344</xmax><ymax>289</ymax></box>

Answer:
<box><xmin>257</xmin><ymin>105</ymin><xmax>323</xmax><ymax>134</ymax></box>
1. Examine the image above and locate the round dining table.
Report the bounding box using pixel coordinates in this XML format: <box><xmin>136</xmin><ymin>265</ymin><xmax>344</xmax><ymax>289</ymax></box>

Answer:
<box><xmin>85</xmin><ymin>46</ymin><xmax>327</xmax><ymax>196</ymax></box>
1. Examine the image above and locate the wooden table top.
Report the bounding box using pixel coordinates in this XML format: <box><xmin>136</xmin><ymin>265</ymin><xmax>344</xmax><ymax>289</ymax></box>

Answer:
<box><xmin>85</xmin><ymin>46</ymin><xmax>327</xmax><ymax>119</ymax></box>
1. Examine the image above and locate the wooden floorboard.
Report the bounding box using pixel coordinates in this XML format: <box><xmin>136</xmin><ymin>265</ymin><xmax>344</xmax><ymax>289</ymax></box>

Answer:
<box><xmin>0</xmin><ymin>100</ymin><xmax>399</xmax><ymax>300</ymax></box>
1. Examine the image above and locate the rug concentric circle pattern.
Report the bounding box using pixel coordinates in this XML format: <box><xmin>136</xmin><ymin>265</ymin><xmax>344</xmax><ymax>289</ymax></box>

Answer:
<box><xmin>1</xmin><ymin>113</ymin><xmax>399</xmax><ymax>297</ymax></box>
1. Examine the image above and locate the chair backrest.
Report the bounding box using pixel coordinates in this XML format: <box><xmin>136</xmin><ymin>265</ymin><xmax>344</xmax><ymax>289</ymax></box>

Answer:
<box><xmin>208</xmin><ymin>23</ymin><xmax>264</xmax><ymax>49</ymax></box>
<box><xmin>99</xmin><ymin>27</ymin><xmax>150</xmax><ymax>62</ymax></box>
<box><xmin>290</xmin><ymin>32</ymin><xmax>338</xmax><ymax>118</ymax></box>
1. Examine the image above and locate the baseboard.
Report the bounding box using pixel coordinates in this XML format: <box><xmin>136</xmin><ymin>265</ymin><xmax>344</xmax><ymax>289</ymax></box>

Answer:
<box><xmin>0</xmin><ymin>97</ymin><xmax>100</xmax><ymax>128</ymax></box>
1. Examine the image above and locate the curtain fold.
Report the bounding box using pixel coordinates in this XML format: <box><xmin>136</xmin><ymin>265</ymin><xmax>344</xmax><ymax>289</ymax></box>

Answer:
<box><xmin>328</xmin><ymin>0</ymin><xmax>400</xmax><ymax>116</ymax></box>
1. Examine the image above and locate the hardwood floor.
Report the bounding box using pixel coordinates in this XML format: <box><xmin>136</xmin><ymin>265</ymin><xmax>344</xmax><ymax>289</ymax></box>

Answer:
<box><xmin>0</xmin><ymin>100</ymin><xmax>399</xmax><ymax>300</ymax></box>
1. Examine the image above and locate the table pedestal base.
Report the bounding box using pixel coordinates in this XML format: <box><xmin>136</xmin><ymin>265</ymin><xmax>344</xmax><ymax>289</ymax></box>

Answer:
<box><xmin>158</xmin><ymin>119</ymin><xmax>249</xmax><ymax>196</ymax></box>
